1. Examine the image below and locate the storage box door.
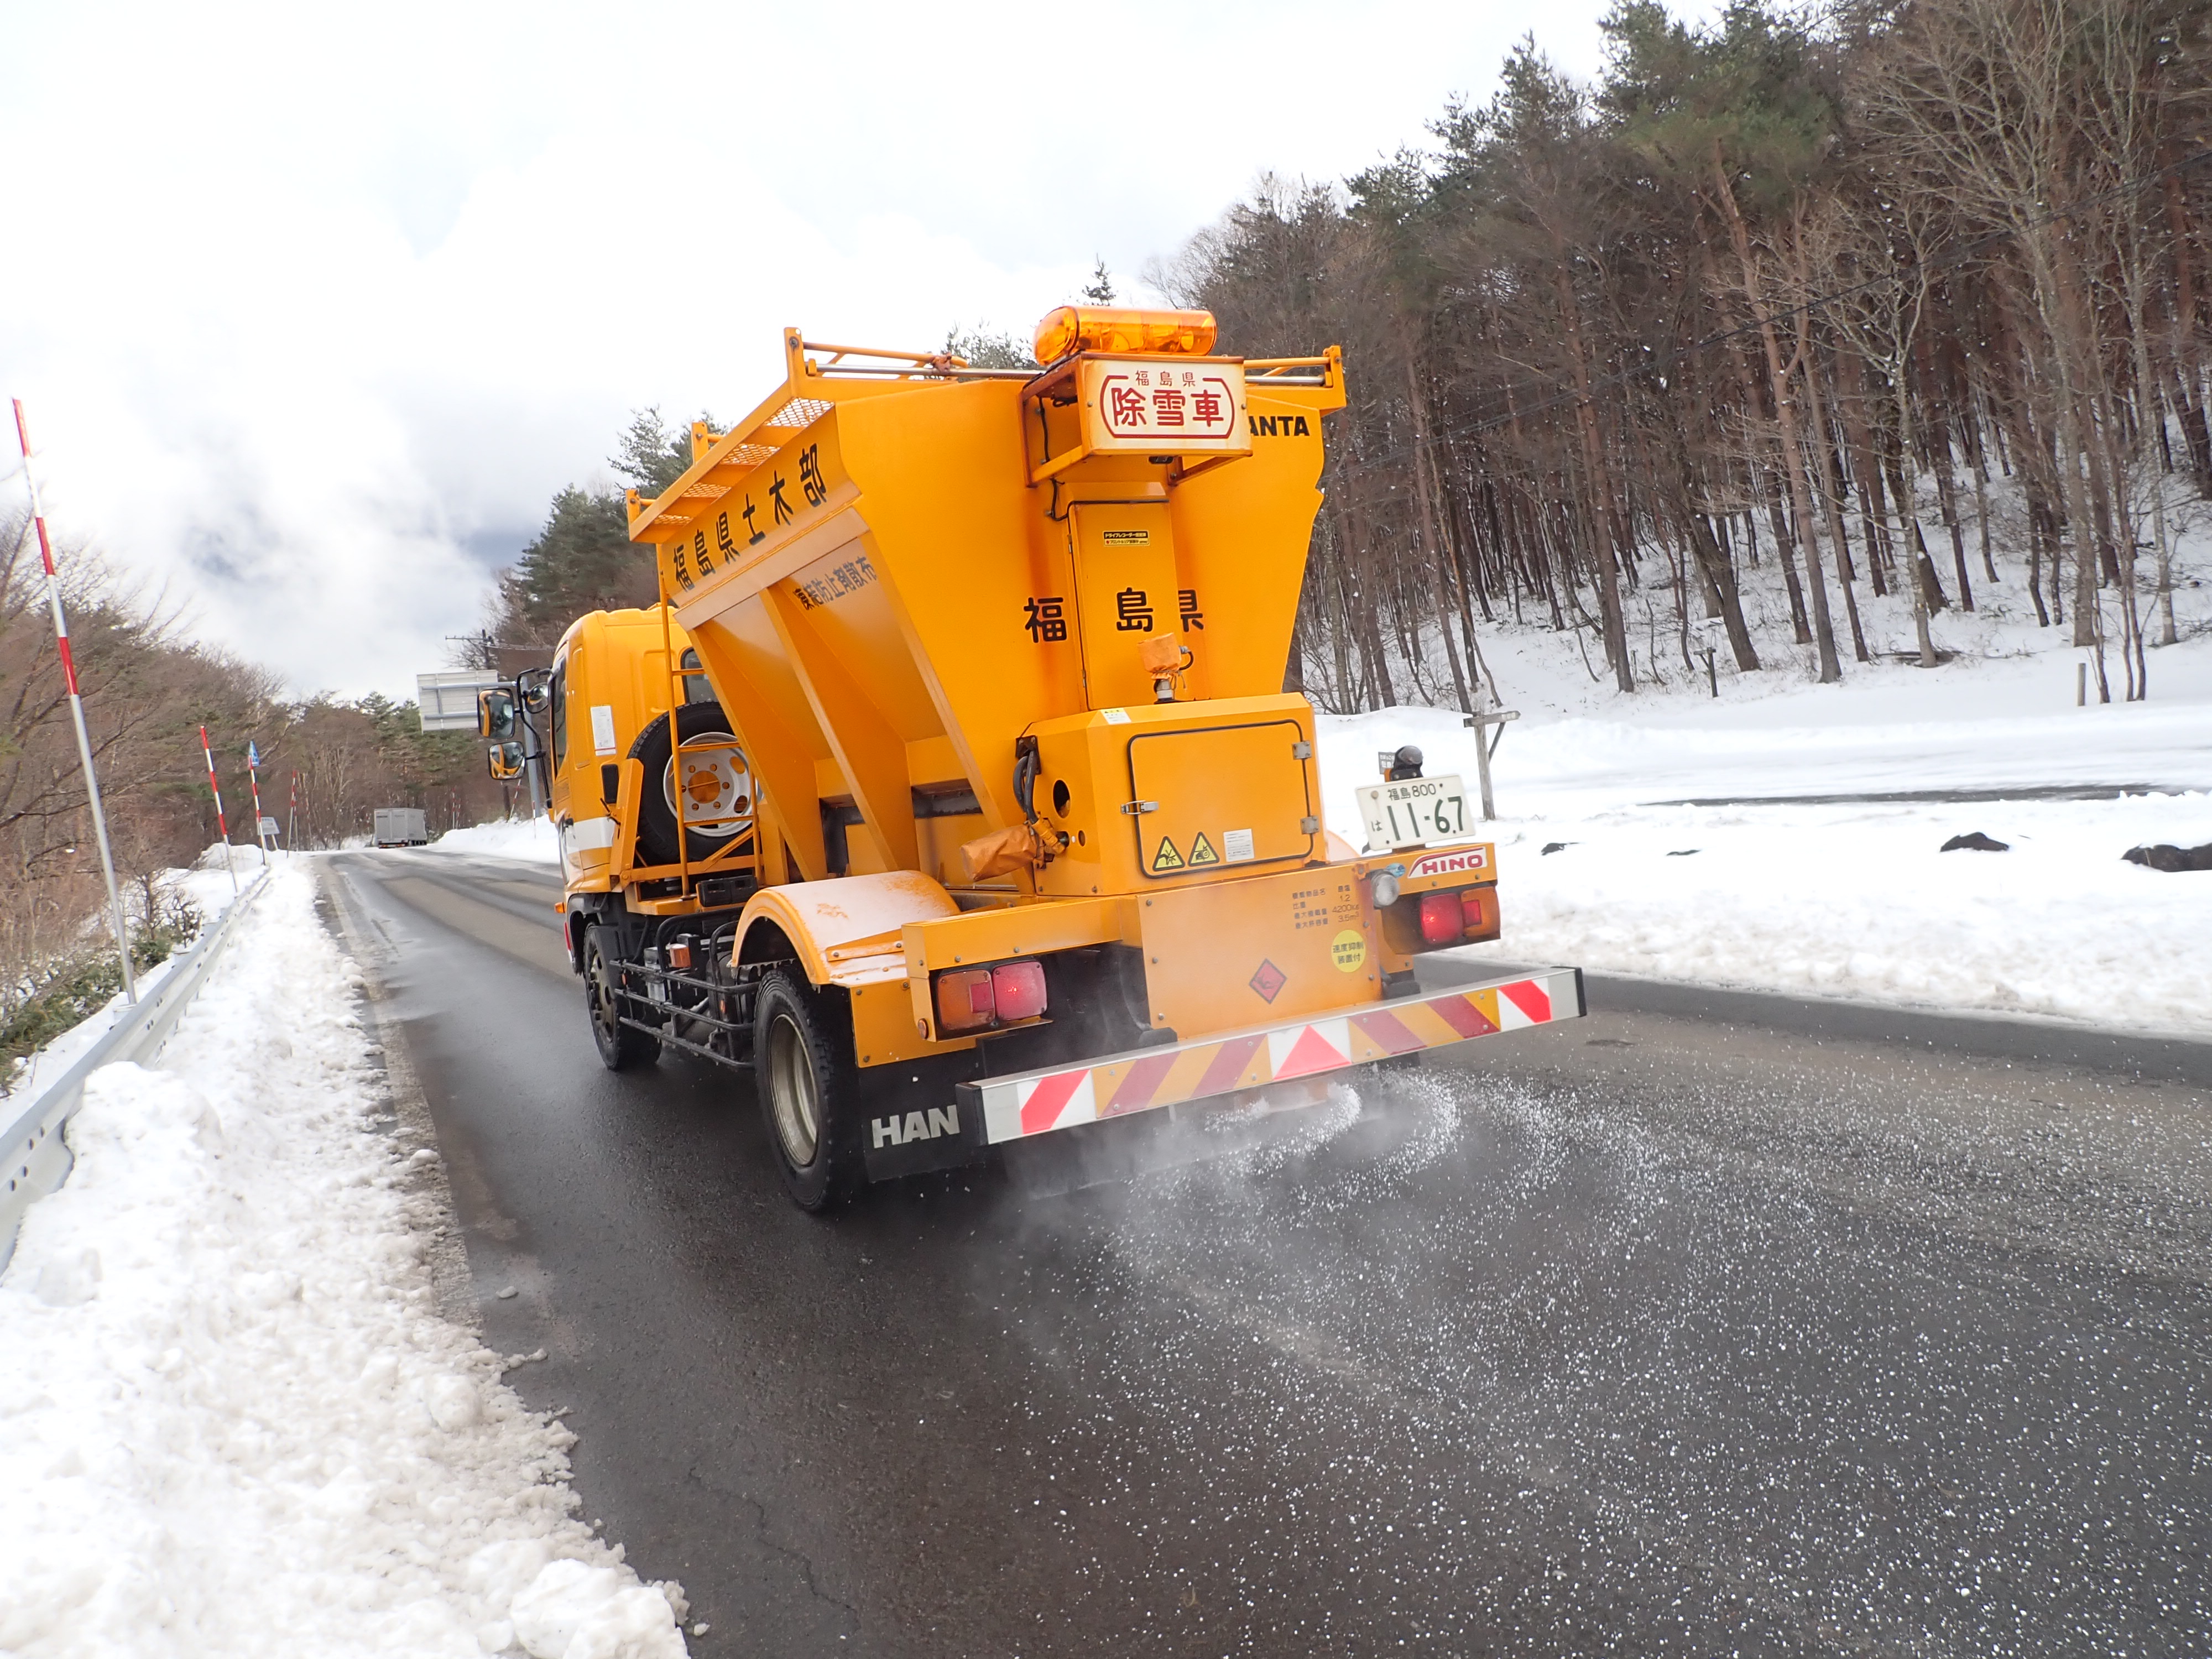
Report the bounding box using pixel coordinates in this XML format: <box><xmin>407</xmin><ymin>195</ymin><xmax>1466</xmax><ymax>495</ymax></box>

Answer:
<box><xmin>1125</xmin><ymin>718</ymin><xmax>1315</xmax><ymax>879</ymax></box>
<box><xmin>1068</xmin><ymin>503</ymin><xmax>1178</xmax><ymax>712</ymax></box>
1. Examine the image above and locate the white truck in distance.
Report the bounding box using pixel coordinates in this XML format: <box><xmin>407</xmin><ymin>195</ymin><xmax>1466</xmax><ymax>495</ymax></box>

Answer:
<box><xmin>373</xmin><ymin>808</ymin><xmax>428</xmax><ymax>848</ymax></box>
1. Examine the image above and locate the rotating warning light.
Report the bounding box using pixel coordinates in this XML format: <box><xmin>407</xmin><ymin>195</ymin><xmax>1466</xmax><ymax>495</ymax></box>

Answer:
<box><xmin>1034</xmin><ymin>305</ymin><xmax>1218</xmax><ymax>366</ymax></box>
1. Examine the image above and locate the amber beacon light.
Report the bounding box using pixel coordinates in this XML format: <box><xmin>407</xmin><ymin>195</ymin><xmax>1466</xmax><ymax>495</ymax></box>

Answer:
<box><xmin>1032</xmin><ymin>305</ymin><xmax>1219</xmax><ymax>366</ymax></box>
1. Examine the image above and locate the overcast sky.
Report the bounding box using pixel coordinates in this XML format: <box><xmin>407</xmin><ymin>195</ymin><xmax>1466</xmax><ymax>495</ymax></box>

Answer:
<box><xmin>2</xmin><ymin>1</ymin><xmax>1708</xmax><ymax>700</ymax></box>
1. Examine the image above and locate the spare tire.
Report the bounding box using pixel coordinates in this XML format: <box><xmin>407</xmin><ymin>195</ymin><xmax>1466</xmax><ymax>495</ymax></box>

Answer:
<box><xmin>629</xmin><ymin>700</ymin><xmax>755</xmax><ymax>867</ymax></box>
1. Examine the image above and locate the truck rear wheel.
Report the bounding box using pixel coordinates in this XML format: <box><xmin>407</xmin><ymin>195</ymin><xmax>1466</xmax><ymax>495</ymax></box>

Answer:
<box><xmin>584</xmin><ymin>927</ymin><xmax>661</xmax><ymax>1071</ymax></box>
<box><xmin>753</xmin><ymin>969</ymin><xmax>861</xmax><ymax>1211</ymax></box>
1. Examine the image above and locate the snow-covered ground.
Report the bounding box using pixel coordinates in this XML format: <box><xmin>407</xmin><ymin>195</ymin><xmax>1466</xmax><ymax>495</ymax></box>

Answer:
<box><xmin>0</xmin><ymin>864</ymin><xmax>691</xmax><ymax>1659</ymax></box>
<box><xmin>4</xmin><ymin>847</ymin><xmax>275</xmax><ymax>1102</ymax></box>
<box><xmin>1318</xmin><ymin>618</ymin><xmax>2212</xmax><ymax>1036</ymax></box>
<box><xmin>431</xmin><ymin>816</ymin><xmax>560</xmax><ymax>863</ymax></box>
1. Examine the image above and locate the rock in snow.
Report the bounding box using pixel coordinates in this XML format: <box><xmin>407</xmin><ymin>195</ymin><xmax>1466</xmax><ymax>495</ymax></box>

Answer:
<box><xmin>0</xmin><ymin>865</ymin><xmax>689</xmax><ymax>1658</ymax></box>
<box><xmin>1940</xmin><ymin>831</ymin><xmax>2011</xmax><ymax>852</ymax></box>
<box><xmin>2124</xmin><ymin>840</ymin><xmax>2212</xmax><ymax>872</ymax></box>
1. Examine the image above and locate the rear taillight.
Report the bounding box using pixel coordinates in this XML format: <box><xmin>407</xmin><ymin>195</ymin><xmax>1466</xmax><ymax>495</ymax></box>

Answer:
<box><xmin>936</xmin><ymin>968</ymin><xmax>996</xmax><ymax>1032</ymax></box>
<box><xmin>934</xmin><ymin>959</ymin><xmax>1049</xmax><ymax>1034</ymax></box>
<box><xmin>992</xmin><ymin>959</ymin><xmax>1048</xmax><ymax>1022</ymax></box>
<box><xmin>1460</xmin><ymin>888</ymin><xmax>1496</xmax><ymax>936</ymax></box>
<box><xmin>1418</xmin><ymin>891</ymin><xmax>1463</xmax><ymax>945</ymax></box>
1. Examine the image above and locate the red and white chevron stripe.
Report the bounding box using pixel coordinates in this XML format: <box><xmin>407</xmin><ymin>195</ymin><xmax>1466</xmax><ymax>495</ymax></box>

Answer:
<box><xmin>968</xmin><ymin>968</ymin><xmax>1584</xmax><ymax>1145</ymax></box>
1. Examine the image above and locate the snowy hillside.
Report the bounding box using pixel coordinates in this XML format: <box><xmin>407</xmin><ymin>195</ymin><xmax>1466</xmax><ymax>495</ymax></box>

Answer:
<box><xmin>1316</xmin><ymin>529</ymin><xmax>2212</xmax><ymax>1036</ymax></box>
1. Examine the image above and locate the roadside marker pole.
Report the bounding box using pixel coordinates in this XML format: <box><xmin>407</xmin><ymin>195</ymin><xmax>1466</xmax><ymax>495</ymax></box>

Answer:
<box><xmin>12</xmin><ymin>399</ymin><xmax>135</xmax><ymax>1002</ymax></box>
<box><xmin>246</xmin><ymin>739</ymin><xmax>270</xmax><ymax>861</ymax></box>
<box><xmin>288</xmin><ymin>771</ymin><xmax>298</xmax><ymax>856</ymax></box>
<box><xmin>199</xmin><ymin>725</ymin><xmax>240</xmax><ymax>896</ymax></box>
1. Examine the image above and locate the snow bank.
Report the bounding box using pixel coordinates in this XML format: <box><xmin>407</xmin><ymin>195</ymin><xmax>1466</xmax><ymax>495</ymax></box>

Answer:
<box><xmin>5</xmin><ymin>859</ymin><xmax>263</xmax><ymax>1102</ymax></box>
<box><xmin>1318</xmin><ymin>638</ymin><xmax>2212</xmax><ymax>1035</ymax></box>
<box><xmin>1451</xmin><ymin>793</ymin><xmax>2212</xmax><ymax>1034</ymax></box>
<box><xmin>431</xmin><ymin>817</ymin><xmax>560</xmax><ymax>864</ymax></box>
<box><xmin>0</xmin><ymin>864</ymin><xmax>688</xmax><ymax>1658</ymax></box>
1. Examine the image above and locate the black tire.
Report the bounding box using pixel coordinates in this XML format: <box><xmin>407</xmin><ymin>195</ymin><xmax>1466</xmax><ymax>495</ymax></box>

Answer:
<box><xmin>630</xmin><ymin>701</ymin><xmax>754</xmax><ymax>868</ymax></box>
<box><xmin>583</xmin><ymin>926</ymin><xmax>661</xmax><ymax>1071</ymax></box>
<box><xmin>752</xmin><ymin>968</ymin><xmax>862</xmax><ymax>1212</ymax></box>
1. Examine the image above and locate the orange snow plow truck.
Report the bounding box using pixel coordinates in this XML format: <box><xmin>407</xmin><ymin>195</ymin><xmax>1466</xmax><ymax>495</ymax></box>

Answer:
<box><xmin>487</xmin><ymin>309</ymin><xmax>1583</xmax><ymax>1209</ymax></box>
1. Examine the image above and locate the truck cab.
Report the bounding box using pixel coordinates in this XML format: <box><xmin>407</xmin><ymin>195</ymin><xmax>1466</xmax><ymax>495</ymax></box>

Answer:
<box><xmin>545</xmin><ymin>608</ymin><xmax>741</xmax><ymax>895</ymax></box>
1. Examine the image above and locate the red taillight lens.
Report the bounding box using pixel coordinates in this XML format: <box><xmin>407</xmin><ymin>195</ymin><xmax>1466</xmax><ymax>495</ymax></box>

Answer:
<box><xmin>935</xmin><ymin>968</ymin><xmax>995</xmax><ymax>1032</ymax></box>
<box><xmin>992</xmin><ymin>959</ymin><xmax>1048</xmax><ymax>1022</ymax></box>
<box><xmin>1418</xmin><ymin>891</ymin><xmax>1463</xmax><ymax>945</ymax></box>
<box><xmin>1460</xmin><ymin>888</ymin><xmax>1495</xmax><ymax>936</ymax></box>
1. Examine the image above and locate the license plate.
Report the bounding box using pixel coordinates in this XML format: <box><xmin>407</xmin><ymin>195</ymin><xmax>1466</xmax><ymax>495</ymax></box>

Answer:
<box><xmin>1357</xmin><ymin>774</ymin><xmax>1470</xmax><ymax>851</ymax></box>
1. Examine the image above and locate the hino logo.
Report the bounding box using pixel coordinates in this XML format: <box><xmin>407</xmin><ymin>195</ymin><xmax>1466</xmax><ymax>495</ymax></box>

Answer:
<box><xmin>872</xmin><ymin>1106</ymin><xmax>959</xmax><ymax>1148</ymax></box>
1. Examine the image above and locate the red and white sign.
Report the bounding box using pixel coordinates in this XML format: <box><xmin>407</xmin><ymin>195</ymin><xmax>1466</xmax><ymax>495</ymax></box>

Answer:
<box><xmin>1407</xmin><ymin>844</ymin><xmax>1490</xmax><ymax>880</ymax></box>
<box><xmin>1080</xmin><ymin>359</ymin><xmax>1248</xmax><ymax>452</ymax></box>
<box><xmin>967</xmin><ymin>968</ymin><xmax>1582</xmax><ymax>1145</ymax></box>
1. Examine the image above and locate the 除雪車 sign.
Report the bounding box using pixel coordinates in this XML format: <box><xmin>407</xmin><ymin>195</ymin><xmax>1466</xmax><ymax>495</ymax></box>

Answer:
<box><xmin>1079</xmin><ymin>359</ymin><xmax>1248</xmax><ymax>453</ymax></box>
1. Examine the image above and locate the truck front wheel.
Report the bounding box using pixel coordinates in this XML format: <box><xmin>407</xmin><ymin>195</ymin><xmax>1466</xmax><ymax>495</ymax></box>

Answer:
<box><xmin>753</xmin><ymin>969</ymin><xmax>861</xmax><ymax>1211</ymax></box>
<box><xmin>584</xmin><ymin>927</ymin><xmax>661</xmax><ymax>1071</ymax></box>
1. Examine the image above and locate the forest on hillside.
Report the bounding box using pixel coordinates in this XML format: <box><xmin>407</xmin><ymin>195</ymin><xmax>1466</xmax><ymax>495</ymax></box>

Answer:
<box><xmin>492</xmin><ymin>1</ymin><xmax>2212</xmax><ymax>716</ymax></box>
<box><xmin>1158</xmin><ymin>0</ymin><xmax>2211</xmax><ymax>711</ymax></box>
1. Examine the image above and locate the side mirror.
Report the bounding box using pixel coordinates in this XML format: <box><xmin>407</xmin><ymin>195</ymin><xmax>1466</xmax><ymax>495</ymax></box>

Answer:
<box><xmin>478</xmin><ymin>688</ymin><xmax>517</xmax><ymax>739</ymax></box>
<box><xmin>488</xmin><ymin>740</ymin><xmax>525</xmax><ymax>780</ymax></box>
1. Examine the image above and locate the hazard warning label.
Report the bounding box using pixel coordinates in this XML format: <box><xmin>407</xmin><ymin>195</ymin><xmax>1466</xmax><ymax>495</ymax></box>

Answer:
<box><xmin>1152</xmin><ymin>836</ymin><xmax>1184</xmax><ymax>870</ymax></box>
<box><xmin>1188</xmin><ymin>832</ymin><xmax>1220</xmax><ymax>866</ymax></box>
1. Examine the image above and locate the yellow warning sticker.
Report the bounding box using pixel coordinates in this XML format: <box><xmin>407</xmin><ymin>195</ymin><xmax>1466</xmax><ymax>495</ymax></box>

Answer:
<box><xmin>1152</xmin><ymin>836</ymin><xmax>1185</xmax><ymax>870</ymax></box>
<box><xmin>1188</xmin><ymin>832</ymin><xmax>1220</xmax><ymax>866</ymax></box>
<box><xmin>1331</xmin><ymin>928</ymin><xmax>1368</xmax><ymax>973</ymax></box>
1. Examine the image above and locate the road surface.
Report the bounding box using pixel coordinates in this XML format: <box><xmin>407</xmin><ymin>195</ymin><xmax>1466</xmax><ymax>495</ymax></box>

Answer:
<box><xmin>322</xmin><ymin>848</ymin><xmax>2212</xmax><ymax>1657</ymax></box>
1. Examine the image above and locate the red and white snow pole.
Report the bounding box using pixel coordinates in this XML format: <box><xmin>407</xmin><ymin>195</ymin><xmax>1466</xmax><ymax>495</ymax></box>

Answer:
<box><xmin>246</xmin><ymin>739</ymin><xmax>270</xmax><ymax>860</ymax></box>
<box><xmin>288</xmin><ymin>770</ymin><xmax>298</xmax><ymax>854</ymax></box>
<box><xmin>199</xmin><ymin>724</ymin><xmax>240</xmax><ymax>896</ymax></box>
<box><xmin>12</xmin><ymin>399</ymin><xmax>135</xmax><ymax>1002</ymax></box>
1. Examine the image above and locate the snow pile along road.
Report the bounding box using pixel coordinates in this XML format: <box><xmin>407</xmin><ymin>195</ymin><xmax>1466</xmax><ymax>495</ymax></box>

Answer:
<box><xmin>1454</xmin><ymin>791</ymin><xmax>2212</xmax><ymax>1035</ymax></box>
<box><xmin>1317</xmin><ymin>635</ymin><xmax>2212</xmax><ymax>1037</ymax></box>
<box><xmin>0</xmin><ymin>865</ymin><xmax>688</xmax><ymax>1659</ymax></box>
<box><xmin>431</xmin><ymin>817</ymin><xmax>560</xmax><ymax>863</ymax></box>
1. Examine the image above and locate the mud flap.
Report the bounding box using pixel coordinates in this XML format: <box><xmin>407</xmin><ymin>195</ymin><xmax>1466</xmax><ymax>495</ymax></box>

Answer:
<box><xmin>857</xmin><ymin>1050</ymin><xmax>991</xmax><ymax>1182</ymax></box>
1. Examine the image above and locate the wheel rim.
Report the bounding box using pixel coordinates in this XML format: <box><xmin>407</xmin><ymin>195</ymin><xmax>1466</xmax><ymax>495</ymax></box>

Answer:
<box><xmin>663</xmin><ymin>730</ymin><xmax>749</xmax><ymax>842</ymax></box>
<box><xmin>589</xmin><ymin>946</ymin><xmax>620</xmax><ymax>1041</ymax></box>
<box><xmin>766</xmin><ymin>1012</ymin><xmax>821</xmax><ymax>1167</ymax></box>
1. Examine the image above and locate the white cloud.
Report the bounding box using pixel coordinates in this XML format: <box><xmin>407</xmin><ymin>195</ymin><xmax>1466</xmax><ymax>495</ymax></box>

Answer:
<box><xmin>1</xmin><ymin>0</ymin><xmax>1694</xmax><ymax>697</ymax></box>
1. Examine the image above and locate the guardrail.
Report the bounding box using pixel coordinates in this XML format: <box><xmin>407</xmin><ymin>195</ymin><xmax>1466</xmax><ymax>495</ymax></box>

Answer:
<box><xmin>0</xmin><ymin>868</ymin><xmax>272</xmax><ymax>1270</ymax></box>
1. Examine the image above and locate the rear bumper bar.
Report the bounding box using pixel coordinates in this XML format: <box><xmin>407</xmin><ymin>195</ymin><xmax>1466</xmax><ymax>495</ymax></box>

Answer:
<box><xmin>957</xmin><ymin>967</ymin><xmax>1585</xmax><ymax>1145</ymax></box>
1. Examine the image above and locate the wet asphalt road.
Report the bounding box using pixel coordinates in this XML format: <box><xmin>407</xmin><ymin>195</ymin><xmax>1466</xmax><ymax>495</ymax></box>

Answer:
<box><xmin>322</xmin><ymin>849</ymin><xmax>2212</xmax><ymax>1657</ymax></box>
